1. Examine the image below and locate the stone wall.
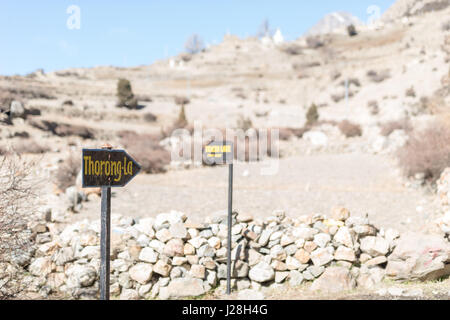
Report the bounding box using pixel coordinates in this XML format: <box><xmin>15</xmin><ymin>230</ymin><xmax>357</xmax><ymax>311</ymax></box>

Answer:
<box><xmin>5</xmin><ymin>207</ymin><xmax>411</xmax><ymax>299</ymax></box>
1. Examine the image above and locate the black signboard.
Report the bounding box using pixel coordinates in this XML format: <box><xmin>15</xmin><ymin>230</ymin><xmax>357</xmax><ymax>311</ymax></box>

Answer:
<box><xmin>82</xmin><ymin>149</ymin><xmax>141</xmax><ymax>188</ymax></box>
<box><xmin>203</xmin><ymin>141</ymin><xmax>234</xmax><ymax>165</ymax></box>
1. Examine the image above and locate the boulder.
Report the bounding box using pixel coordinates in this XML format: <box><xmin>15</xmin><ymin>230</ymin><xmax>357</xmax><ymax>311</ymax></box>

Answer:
<box><xmin>310</xmin><ymin>267</ymin><xmax>356</xmax><ymax>293</ymax></box>
<box><xmin>165</xmin><ymin>278</ymin><xmax>206</xmax><ymax>298</ymax></box>
<box><xmin>310</xmin><ymin>248</ymin><xmax>333</xmax><ymax>267</ymax></box>
<box><xmin>10</xmin><ymin>101</ymin><xmax>25</xmax><ymax>118</ymax></box>
<box><xmin>386</xmin><ymin>233</ymin><xmax>450</xmax><ymax>281</ymax></box>
<box><xmin>360</xmin><ymin>236</ymin><xmax>390</xmax><ymax>257</ymax></box>
<box><xmin>129</xmin><ymin>263</ymin><xmax>153</xmax><ymax>284</ymax></box>
<box><xmin>66</xmin><ymin>265</ymin><xmax>97</xmax><ymax>288</ymax></box>
<box><xmin>163</xmin><ymin>238</ymin><xmax>184</xmax><ymax>257</ymax></box>
<box><xmin>249</xmin><ymin>262</ymin><xmax>275</xmax><ymax>283</ymax></box>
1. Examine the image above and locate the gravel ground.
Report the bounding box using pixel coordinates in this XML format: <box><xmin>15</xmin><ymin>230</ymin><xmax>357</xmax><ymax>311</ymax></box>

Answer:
<box><xmin>73</xmin><ymin>152</ymin><xmax>440</xmax><ymax>234</ymax></box>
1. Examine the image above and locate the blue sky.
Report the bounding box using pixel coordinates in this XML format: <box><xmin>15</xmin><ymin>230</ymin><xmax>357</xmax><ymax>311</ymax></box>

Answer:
<box><xmin>0</xmin><ymin>0</ymin><xmax>395</xmax><ymax>76</ymax></box>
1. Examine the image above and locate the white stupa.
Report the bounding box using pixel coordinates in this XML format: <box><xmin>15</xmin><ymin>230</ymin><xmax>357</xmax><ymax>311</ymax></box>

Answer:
<box><xmin>273</xmin><ymin>28</ymin><xmax>284</xmax><ymax>45</ymax></box>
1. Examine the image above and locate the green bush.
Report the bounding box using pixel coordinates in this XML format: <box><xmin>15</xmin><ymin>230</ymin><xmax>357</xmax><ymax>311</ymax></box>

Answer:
<box><xmin>306</xmin><ymin>104</ymin><xmax>319</xmax><ymax>126</ymax></box>
<box><xmin>116</xmin><ymin>78</ymin><xmax>138</xmax><ymax>109</ymax></box>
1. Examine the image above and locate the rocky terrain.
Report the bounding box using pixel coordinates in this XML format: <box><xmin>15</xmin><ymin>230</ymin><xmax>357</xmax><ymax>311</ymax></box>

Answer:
<box><xmin>1</xmin><ymin>0</ymin><xmax>450</xmax><ymax>300</ymax></box>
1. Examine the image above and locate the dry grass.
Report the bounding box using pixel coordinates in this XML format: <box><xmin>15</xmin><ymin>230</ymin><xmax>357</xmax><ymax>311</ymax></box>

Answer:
<box><xmin>338</xmin><ymin>120</ymin><xmax>362</xmax><ymax>138</ymax></box>
<box><xmin>11</xmin><ymin>139</ymin><xmax>50</xmax><ymax>155</ymax></box>
<box><xmin>55</xmin><ymin>154</ymin><xmax>81</xmax><ymax>192</ymax></box>
<box><xmin>0</xmin><ymin>156</ymin><xmax>36</xmax><ymax>299</ymax></box>
<box><xmin>397</xmin><ymin>122</ymin><xmax>450</xmax><ymax>182</ymax></box>
<box><xmin>28</xmin><ymin>119</ymin><xmax>95</xmax><ymax>139</ymax></box>
<box><xmin>380</xmin><ymin>119</ymin><xmax>412</xmax><ymax>137</ymax></box>
<box><xmin>367</xmin><ymin>69</ymin><xmax>391</xmax><ymax>83</ymax></box>
<box><xmin>119</xmin><ymin>131</ymin><xmax>170</xmax><ymax>174</ymax></box>
<box><xmin>143</xmin><ymin>112</ymin><xmax>157</xmax><ymax>123</ymax></box>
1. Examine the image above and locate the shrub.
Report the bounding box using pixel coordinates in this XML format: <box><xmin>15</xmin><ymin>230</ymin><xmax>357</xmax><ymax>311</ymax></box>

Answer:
<box><xmin>236</xmin><ymin>115</ymin><xmax>253</xmax><ymax>132</ymax></box>
<box><xmin>306</xmin><ymin>104</ymin><xmax>319</xmax><ymax>126</ymax></box>
<box><xmin>120</xmin><ymin>131</ymin><xmax>170</xmax><ymax>174</ymax></box>
<box><xmin>143</xmin><ymin>112</ymin><xmax>157</xmax><ymax>123</ymax></box>
<box><xmin>0</xmin><ymin>156</ymin><xmax>36</xmax><ymax>299</ymax></box>
<box><xmin>306</xmin><ymin>36</ymin><xmax>324</xmax><ymax>49</ymax></box>
<box><xmin>367</xmin><ymin>69</ymin><xmax>390</xmax><ymax>83</ymax></box>
<box><xmin>347</xmin><ymin>24</ymin><xmax>358</xmax><ymax>37</ymax></box>
<box><xmin>277</xmin><ymin>127</ymin><xmax>311</xmax><ymax>141</ymax></box>
<box><xmin>405</xmin><ymin>86</ymin><xmax>416</xmax><ymax>97</ymax></box>
<box><xmin>116</xmin><ymin>78</ymin><xmax>138</xmax><ymax>109</ymax></box>
<box><xmin>368</xmin><ymin>100</ymin><xmax>379</xmax><ymax>115</ymax></box>
<box><xmin>55</xmin><ymin>154</ymin><xmax>81</xmax><ymax>192</ymax></box>
<box><xmin>282</xmin><ymin>45</ymin><xmax>302</xmax><ymax>55</ymax></box>
<box><xmin>11</xmin><ymin>140</ymin><xmax>50</xmax><ymax>155</ymax></box>
<box><xmin>380</xmin><ymin>119</ymin><xmax>412</xmax><ymax>136</ymax></box>
<box><xmin>338</xmin><ymin>120</ymin><xmax>362</xmax><ymax>138</ymax></box>
<box><xmin>397</xmin><ymin>122</ymin><xmax>450</xmax><ymax>182</ymax></box>
<box><xmin>174</xmin><ymin>105</ymin><xmax>188</xmax><ymax>129</ymax></box>
<box><xmin>184</xmin><ymin>34</ymin><xmax>204</xmax><ymax>54</ymax></box>
<box><xmin>174</xmin><ymin>96</ymin><xmax>190</xmax><ymax>107</ymax></box>
<box><xmin>28</xmin><ymin>119</ymin><xmax>95</xmax><ymax>139</ymax></box>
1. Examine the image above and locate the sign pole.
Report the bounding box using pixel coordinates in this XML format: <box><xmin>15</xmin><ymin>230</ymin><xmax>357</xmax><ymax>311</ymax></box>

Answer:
<box><xmin>82</xmin><ymin>145</ymin><xmax>141</xmax><ymax>300</ymax></box>
<box><xmin>100</xmin><ymin>144</ymin><xmax>112</xmax><ymax>301</ymax></box>
<box><xmin>227</xmin><ymin>162</ymin><xmax>233</xmax><ymax>295</ymax></box>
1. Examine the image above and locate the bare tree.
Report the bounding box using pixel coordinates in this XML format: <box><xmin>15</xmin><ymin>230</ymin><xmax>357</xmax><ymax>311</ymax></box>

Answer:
<box><xmin>184</xmin><ymin>34</ymin><xmax>204</xmax><ymax>54</ymax></box>
<box><xmin>257</xmin><ymin>18</ymin><xmax>274</xmax><ymax>38</ymax></box>
<box><xmin>0</xmin><ymin>156</ymin><xmax>36</xmax><ymax>299</ymax></box>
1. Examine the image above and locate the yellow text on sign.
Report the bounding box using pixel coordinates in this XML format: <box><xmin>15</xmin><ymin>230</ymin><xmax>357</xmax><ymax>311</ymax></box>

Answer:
<box><xmin>83</xmin><ymin>156</ymin><xmax>133</xmax><ymax>182</ymax></box>
<box><xmin>205</xmin><ymin>145</ymin><xmax>231</xmax><ymax>154</ymax></box>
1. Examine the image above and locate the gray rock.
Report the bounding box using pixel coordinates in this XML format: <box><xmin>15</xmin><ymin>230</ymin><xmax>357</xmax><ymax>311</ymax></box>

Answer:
<box><xmin>310</xmin><ymin>248</ymin><xmax>334</xmax><ymax>267</ymax></box>
<box><xmin>139</xmin><ymin>247</ymin><xmax>158</xmax><ymax>263</ymax></box>
<box><xmin>206</xmin><ymin>270</ymin><xmax>218</xmax><ymax>286</ymax></box>
<box><xmin>10</xmin><ymin>100</ymin><xmax>25</xmax><ymax>118</ymax></box>
<box><xmin>386</xmin><ymin>232</ymin><xmax>450</xmax><ymax>281</ymax></box>
<box><xmin>153</xmin><ymin>260</ymin><xmax>172</xmax><ymax>277</ymax></box>
<box><xmin>313</xmin><ymin>233</ymin><xmax>331</xmax><ymax>248</ymax></box>
<box><xmin>129</xmin><ymin>263</ymin><xmax>153</xmax><ymax>284</ymax></box>
<box><xmin>258</xmin><ymin>229</ymin><xmax>273</xmax><ymax>246</ymax></box>
<box><xmin>29</xmin><ymin>257</ymin><xmax>52</xmax><ymax>276</ymax></box>
<box><xmin>360</xmin><ymin>236</ymin><xmax>390</xmax><ymax>257</ymax></box>
<box><xmin>288</xmin><ymin>270</ymin><xmax>304</xmax><ymax>286</ymax></box>
<box><xmin>302</xmin><ymin>270</ymin><xmax>314</xmax><ymax>281</ymax></box>
<box><xmin>237</xmin><ymin>279</ymin><xmax>251</xmax><ymax>290</ymax></box>
<box><xmin>66</xmin><ymin>265</ymin><xmax>97</xmax><ymax>288</ymax></box>
<box><xmin>218</xmin><ymin>264</ymin><xmax>227</xmax><ymax>279</ymax></box>
<box><xmin>310</xmin><ymin>267</ymin><xmax>356</xmax><ymax>293</ymax></box>
<box><xmin>232</xmin><ymin>261</ymin><xmax>249</xmax><ymax>278</ymax></box>
<box><xmin>120</xmin><ymin>289</ymin><xmax>139</xmax><ymax>300</ymax></box>
<box><xmin>249</xmin><ymin>262</ymin><xmax>275</xmax><ymax>283</ymax></box>
<box><xmin>163</xmin><ymin>238</ymin><xmax>184</xmax><ymax>257</ymax></box>
<box><xmin>169</xmin><ymin>223</ymin><xmax>188</xmax><ymax>239</ymax></box>
<box><xmin>52</xmin><ymin>247</ymin><xmax>74</xmax><ymax>266</ymax></box>
<box><xmin>275</xmin><ymin>271</ymin><xmax>289</xmax><ymax>283</ymax></box>
<box><xmin>197</xmin><ymin>244</ymin><xmax>215</xmax><ymax>258</ymax></box>
<box><xmin>284</xmin><ymin>244</ymin><xmax>298</xmax><ymax>256</ymax></box>
<box><xmin>307</xmin><ymin>265</ymin><xmax>325</xmax><ymax>278</ymax></box>
<box><xmin>292</xmin><ymin>227</ymin><xmax>317</xmax><ymax>241</ymax></box>
<box><xmin>333</xmin><ymin>227</ymin><xmax>355</xmax><ymax>248</ymax></box>
<box><xmin>165</xmin><ymin>278</ymin><xmax>206</xmax><ymax>298</ymax></box>
<box><xmin>334</xmin><ymin>246</ymin><xmax>356</xmax><ymax>262</ymax></box>
<box><xmin>118</xmin><ymin>273</ymin><xmax>132</xmax><ymax>289</ymax></box>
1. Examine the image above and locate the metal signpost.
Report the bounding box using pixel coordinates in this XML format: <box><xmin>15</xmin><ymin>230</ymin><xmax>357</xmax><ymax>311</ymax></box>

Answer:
<box><xmin>82</xmin><ymin>146</ymin><xmax>141</xmax><ymax>300</ymax></box>
<box><xmin>203</xmin><ymin>141</ymin><xmax>234</xmax><ymax>295</ymax></box>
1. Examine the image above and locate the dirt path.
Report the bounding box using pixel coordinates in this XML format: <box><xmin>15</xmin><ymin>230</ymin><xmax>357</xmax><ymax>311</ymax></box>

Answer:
<box><xmin>72</xmin><ymin>152</ymin><xmax>439</xmax><ymax>233</ymax></box>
